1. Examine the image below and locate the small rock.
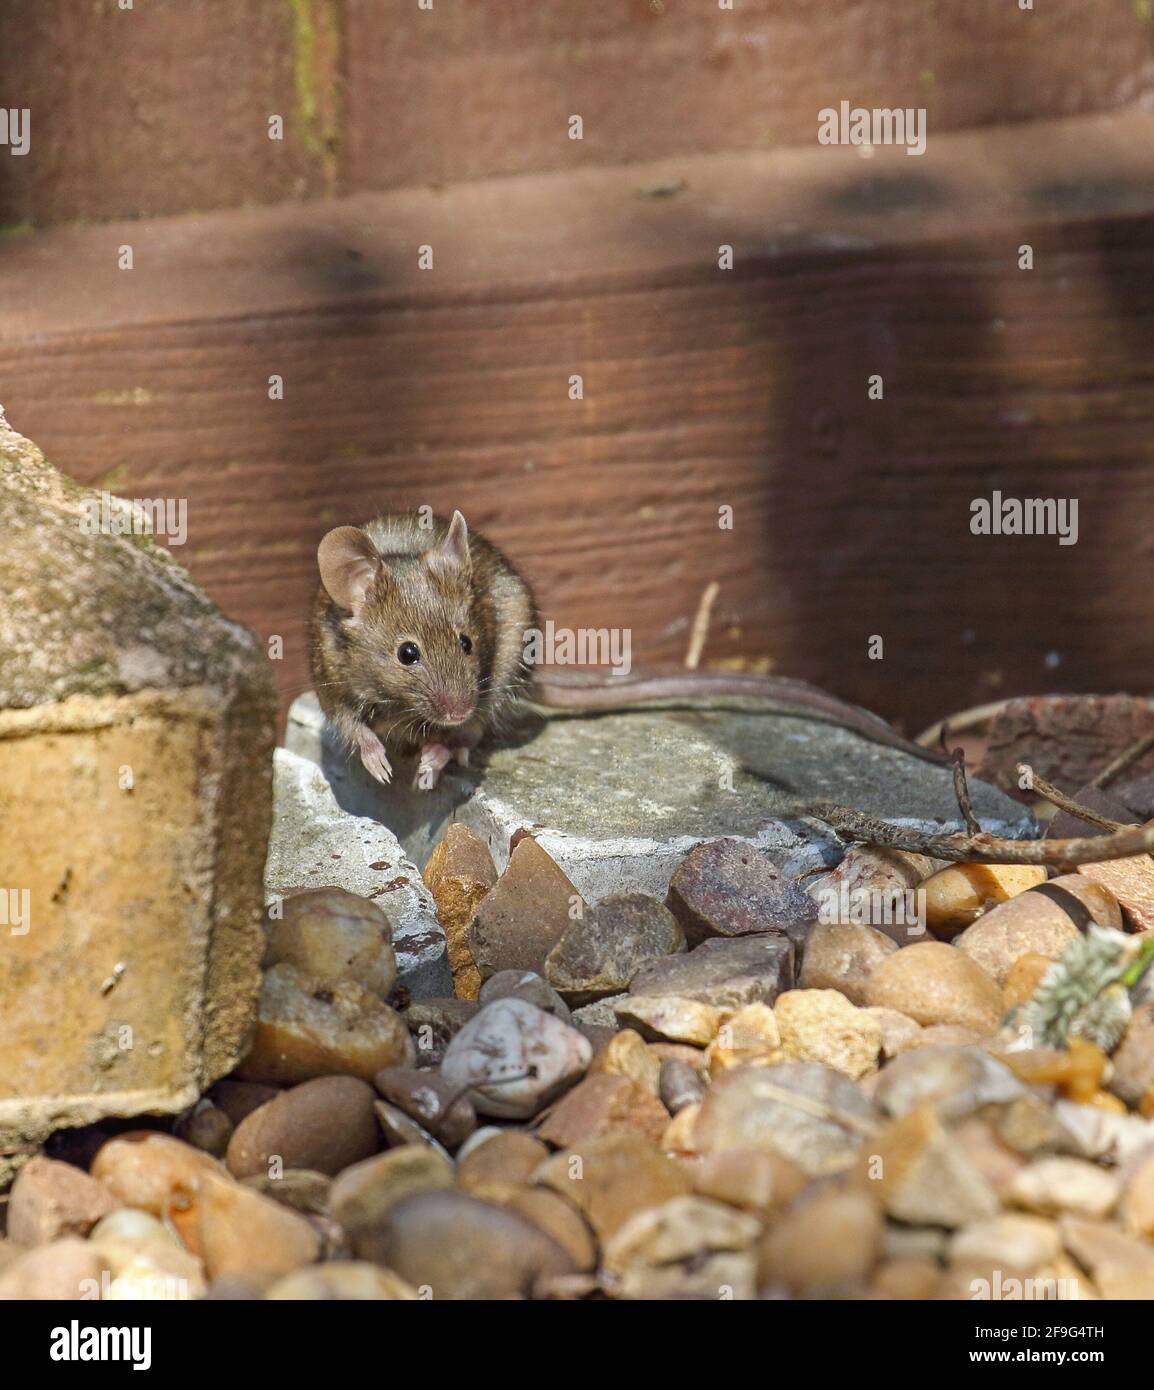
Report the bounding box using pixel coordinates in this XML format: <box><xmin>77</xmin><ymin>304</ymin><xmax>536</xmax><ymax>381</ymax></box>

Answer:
<box><xmin>629</xmin><ymin>933</ymin><xmax>794</xmax><ymax>1009</ymax></box>
<box><xmin>196</xmin><ymin>1170</ymin><xmax>321</xmax><ymax>1279</ymax></box>
<box><xmin>948</xmin><ymin>1213</ymin><xmax>1061</xmax><ymax>1271</ymax></box>
<box><xmin>871</xmin><ymin>1257</ymin><xmax>941</xmax><ymax>1300</ymax></box>
<box><xmin>693</xmin><ymin>1062</ymin><xmax>876</xmax><ymax>1175</ymax></box>
<box><xmin>1121</xmin><ymin>1149</ymin><xmax>1154</xmax><ymax>1237</ymax></box>
<box><xmin>242</xmin><ymin>1169</ymin><xmax>332</xmax><ymax>1215</ymax></box>
<box><xmin>480</xmin><ymin>969</ymin><xmax>571</xmax><ymax>1021</ymax></box>
<box><xmin>366</xmin><ymin>1189</ymin><xmax>576</xmax><ymax>1299</ymax></box>
<box><xmin>330</xmin><ymin>1146</ymin><xmax>455</xmax><ymax>1254</ymax></box>
<box><xmin>372</xmin><ymin>1099</ymin><xmax>452</xmax><ymax>1155</ymax></box>
<box><xmin>544</xmin><ymin>894</ymin><xmax>685</xmax><ymax>1004</ymax></box>
<box><xmin>865</xmin><ymin>1007</ymin><xmax>923</xmax><ymax>1058</ymax></box>
<box><xmin>6</xmin><ymin>1155</ymin><xmax>119</xmax><ymax>1246</ymax></box>
<box><xmin>497</xmin><ymin>1188</ymin><xmax>598</xmax><ymax>1272</ymax></box>
<box><xmin>922</xmin><ymin>863</ymin><xmax>1048</xmax><ymax>940</ymax></box>
<box><xmin>1006</xmin><ymin>1157</ymin><xmax>1120</xmax><ymax>1219</ymax></box>
<box><xmin>226</xmin><ymin>1076</ymin><xmax>380</xmax><ymax>1179</ymax></box>
<box><xmin>797</xmin><ymin>921</ymin><xmax>898</xmax><ymax>1005</ymax></box>
<box><xmin>211</xmin><ymin>1080</ymin><xmax>282</xmax><ymax>1128</ymax></box>
<box><xmin>466</xmin><ymin>837</ymin><xmax>583</xmax><ymax>980</ymax></box>
<box><xmin>174</xmin><ymin>1100</ymin><xmax>233</xmax><ymax>1158</ymax></box>
<box><xmin>775</xmin><ymin>989</ymin><xmax>882</xmax><ymax>1079</ymax></box>
<box><xmin>441</xmin><ymin>998</ymin><xmax>591</xmax><ymax>1120</ymax></box>
<box><xmin>604</xmin><ymin>1195</ymin><xmax>761</xmax><ymax>1300</ymax></box>
<box><xmin>1077</xmin><ymin>854</ymin><xmax>1154</xmax><ymax>933</ymax></box>
<box><xmin>536</xmin><ymin>1072</ymin><xmax>669</xmax><ymax>1147</ymax></box>
<box><xmin>1002</xmin><ymin>952</ymin><xmax>1054</xmax><ymax>1008</ymax></box>
<box><xmin>237</xmin><ymin>963</ymin><xmax>414</xmax><ymax>1085</ymax></box>
<box><xmin>402</xmin><ymin>996</ymin><xmax>480</xmax><ymax>1067</ymax></box>
<box><xmin>589</xmin><ymin>1029</ymin><xmax>661</xmax><ymax>1095</ymax></box>
<box><xmin>533</xmin><ymin>1133</ymin><xmax>692</xmax><ymax>1241</ymax></box>
<box><xmin>872</xmin><ymin>1045</ymin><xmax>1025</xmax><ymax>1121</ymax></box>
<box><xmin>422</xmin><ymin>822</ymin><xmax>497</xmax><ymax>1000</ymax></box>
<box><xmin>954</xmin><ymin>876</ymin><xmax>1094</xmax><ymax>985</ymax></box>
<box><xmin>690</xmin><ymin>1149</ymin><xmax>807</xmax><ymax>1214</ymax></box>
<box><xmin>705</xmin><ymin>1001</ymin><xmax>782</xmax><ymax>1075</ymax></box>
<box><xmin>265</xmin><ymin>887</ymin><xmax>397</xmax><ymax>999</ymax></box>
<box><xmin>662</xmin><ymin>1102</ymin><xmax>701</xmax><ymax>1154</ymax></box>
<box><xmin>0</xmin><ymin>1237</ymin><xmax>103</xmax><ymax>1300</ymax></box>
<box><xmin>612</xmin><ymin>994</ymin><xmax>722</xmax><ymax>1045</ymax></box>
<box><xmin>373</xmin><ymin>1067</ymin><xmax>476</xmax><ymax>1148</ymax></box>
<box><xmin>1108</xmin><ymin>1000</ymin><xmax>1154</xmax><ymax>1107</ymax></box>
<box><xmin>666</xmin><ymin>838</ymin><xmax>815</xmax><ymax>947</ymax></box>
<box><xmin>861</xmin><ymin>1106</ymin><xmax>1000</xmax><ymax>1228</ymax></box>
<box><xmin>1060</xmin><ymin>1215</ymin><xmax>1154</xmax><ymax>1298</ymax></box>
<box><xmin>266</xmin><ymin>1262</ymin><xmax>418</xmax><ymax>1300</ymax></box>
<box><xmin>457</xmin><ymin>1131</ymin><xmax>550</xmax><ymax>1199</ymax></box>
<box><xmin>758</xmin><ymin>1190</ymin><xmax>882</xmax><ymax>1295</ymax></box>
<box><xmin>806</xmin><ymin>845</ymin><xmax>942</xmax><ymax>947</ymax></box>
<box><xmin>570</xmin><ymin>996</ymin><xmax>627</xmax><ymax>1031</ymax></box>
<box><xmin>91</xmin><ymin>1132</ymin><xmax>224</xmax><ymax>1216</ymax></box>
<box><xmin>865</xmin><ymin>942</ymin><xmax>1003</xmax><ymax>1033</ymax></box>
<box><xmin>904</xmin><ymin>1024</ymin><xmax>984</xmax><ymax>1050</ymax></box>
<box><xmin>660</xmin><ymin>1058</ymin><xmax>706</xmax><ymax>1113</ymax></box>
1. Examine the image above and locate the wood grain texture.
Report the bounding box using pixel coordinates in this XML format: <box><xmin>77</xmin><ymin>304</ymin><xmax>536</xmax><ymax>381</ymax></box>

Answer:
<box><xmin>1</xmin><ymin>112</ymin><xmax>1153</xmax><ymax>733</ymax></box>
<box><xmin>2</xmin><ymin>0</ymin><xmax>1152</xmax><ymax>227</ymax></box>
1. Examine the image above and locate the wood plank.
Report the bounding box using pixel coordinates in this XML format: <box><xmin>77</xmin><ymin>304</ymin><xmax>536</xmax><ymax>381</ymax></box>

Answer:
<box><xmin>1</xmin><ymin>112</ymin><xmax>1153</xmax><ymax>733</ymax></box>
<box><xmin>2</xmin><ymin>0</ymin><xmax>1151</xmax><ymax>227</ymax></box>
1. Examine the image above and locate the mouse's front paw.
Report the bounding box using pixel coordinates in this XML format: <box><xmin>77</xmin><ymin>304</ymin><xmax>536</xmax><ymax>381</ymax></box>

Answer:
<box><xmin>414</xmin><ymin>741</ymin><xmax>453</xmax><ymax>789</ymax></box>
<box><xmin>355</xmin><ymin>726</ymin><xmax>393</xmax><ymax>785</ymax></box>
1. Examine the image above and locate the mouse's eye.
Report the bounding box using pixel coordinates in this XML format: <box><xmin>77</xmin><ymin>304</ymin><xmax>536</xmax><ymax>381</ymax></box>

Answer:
<box><xmin>459</xmin><ymin>634</ymin><xmax>473</xmax><ymax>655</ymax></box>
<box><xmin>397</xmin><ymin>641</ymin><xmax>421</xmax><ymax>666</ymax></box>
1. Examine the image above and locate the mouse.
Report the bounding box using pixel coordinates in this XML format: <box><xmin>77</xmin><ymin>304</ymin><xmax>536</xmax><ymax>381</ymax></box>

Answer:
<box><xmin>310</xmin><ymin>509</ymin><xmax>947</xmax><ymax>788</ymax></box>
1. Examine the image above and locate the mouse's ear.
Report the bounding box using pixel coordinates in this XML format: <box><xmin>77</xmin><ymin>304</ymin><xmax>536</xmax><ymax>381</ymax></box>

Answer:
<box><xmin>317</xmin><ymin>526</ymin><xmax>381</xmax><ymax>615</ymax></box>
<box><xmin>426</xmin><ymin>509</ymin><xmax>470</xmax><ymax>576</ymax></box>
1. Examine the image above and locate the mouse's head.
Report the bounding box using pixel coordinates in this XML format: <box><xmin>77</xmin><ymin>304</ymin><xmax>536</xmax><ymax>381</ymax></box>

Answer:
<box><xmin>317</xmin><ymin>511</ymin><xmax>481</xmax><ymax>732</ymax></box>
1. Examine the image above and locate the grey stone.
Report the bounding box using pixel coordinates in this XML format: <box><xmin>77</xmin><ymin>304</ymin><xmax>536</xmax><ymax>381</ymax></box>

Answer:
<box><xmin>479</xmin><ymin>970</ymin><xmax>571</xmax><ymax>1021</ymax></box>
<box><xmin>629</xmin><ymin>934</ymin><xmax>795</xmax><ymax>1010</ymax></box>
<box><xmin>545</xmin><ymin>894</ymin><xmax>686</xmax><ymax>1003</ymax></box>
<box><xmin>286</xmin><ymin>691</ymin><xmax>1035</xmax><ymax>901</ymax></box>
<box><xmin>265</xmin><ymin>748</ymin><xmax>450</xmax><ymax>998</ymax></box>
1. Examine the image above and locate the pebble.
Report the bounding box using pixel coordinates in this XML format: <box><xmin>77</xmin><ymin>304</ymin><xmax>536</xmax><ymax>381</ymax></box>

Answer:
<box><xmin>662</xmin><ymin>1102</ymin><xmax>701</xmax><ymax>1154</ymax></box>
<box><xmin>775</xmin><ymin>989</ymin><xmax>882</xmax><ymax>1079</ymax></box>
<box><xmin>1002</xmin><ymin>952</ymin><xmax>1054</xmax><ymax>1008</ymax></box>
<box><xmin>758</xmin><ymin>1190</ymin><xmax>883</xmax><ymax>1296</ymax></box>
<box><xmin>544</xmin><ymin>893</ymin><xmax>686</xmax><ymax>1003</ymax></box>
<box><xmin>441</xmin><ymin>997</ymin><xmax>591</xmax><ymax>1119</ymax></box>
<box><xmin>954</xmin><ymin>878</ymin><xmax>1087</xmax><ymax>985</ymax></box>
<box><xmin>458</xmin><ymin>1131</ymin><xmax>550</xmax><ymax>1198</ymax></box>
<box><xmin>265</xmin><ymin>887</ymin><xmax>397</xmax><ymax>999</ymax></box>
<box><xmin>497</xmin><ymin>1187</ymin><xmax>598</xmax><ymax>1272</ymax></box>
<box><xmin>948</xmin><ymin>1213</ymin><xmax>1061</xmax><ymax>1271</ymax></box>
<box><xmin>401</xmin><ymin>997</ymin><xmax>480</xmax><ymax>1067</ymax></box>
<box><xmin>6</xmin><ymin>1155</ymin><xmax>119</xmax><ymax>1245</ymax></box>
<box><xmin>195</xmin><ymin>1170</ymin><xmax>322</xmax><ymax>1279</ymax></box>
<box><xmin>0</xmin><ymin>1237</ymin><xmax>103</xmax><ymax>1301</ymax></box>
<box><xmin>1108</xmin><ymin>1001</ymin><xmax>1154</xmax><ymax>1107</ymax></box>
<box><xmin>266</xmin><ymin>1262</ymin><xmax>418</xmax><ymax>1300</ymax></box>
<box><xmin>690</xmin><ymin>1149</ymin><xmax>807</xmax><ymax>1215</ymax></box>
<box><xmin>871</xmin><ymin>1257</ymin><xmax>941</xmax><ymax>1300</ymax></box>
<box><xmin>211</xmin><ymin>1080</ymin><xmax>281</xmax><ymax>1128</ymax></box>
<box><xmin>1060</xmin><ymin>1215</ymin><xmax>1154</xmax><ymax>1298</ymax></box>
<box><xmin>1120</xmin><ymin>1149</ymin><xmax>1154</xmax><ymax>1237</ymax></box>
<box><xmin>612</xmin><ymin>993</ymin><xmax>723</xmax><ymax>1046</ymax></box>
<box><xmin>588</xmin><ymin>1028</ymin><xmax>661</xmax><ymax>1094</ymax></box>
<box><xmin>242</xmin><ymin>1169</ymin><xmax>333</xmax><ymax>1215</ymax></box>
<box><xmin>1076</xmin><ymin>854</ymin><xmax>1154</xmax><ymax>933</ymax></box>
<box><xmin>91</xmin><ymin>1132</ymin><xmax>224</xmax><ymax>1216</ymax></box>
<box><xmin>666</xmin><ymin>838</ymin><xmax>815</xmax><ymax>947</ymax></box>
<box><xmin>479</xmin><ymin>969</ymin><xmax>571</xmax><ymax>1021</ymax></box>
<box><xmin>705</xmin><ymin>1001</ymin><xmax>782</xmax><ymax>1075</ymax></box>
<box><xmin>872</xmin><ymin>1045</ymin><xmax>1025</xmax><ymax>1121</ymax></box>
<box><xmin>797</xmin><ymin>921</ymin><xmax>898</xmax><ymax>1005</ymax></box>
<box><xmin>693</xmin><ymin>1061</ymin><xmax>876</xmax><ymax>1176</ymax></box>
<box><xmin>373</xmin><ymin>1099</ymin><xmax>452</xmax><ymax>1155</ymax></box>
<box><xmin>862</xmin><ymin>1107</ymin><xmax>1000</xmax><ymax>1229</ymax></box>
<box><xmin>865</xmin><ymin>1006</ymin><xmax>923</xmax><ymax>1058</ymax></box>
<box><xmin>422</xmin><ymin>822</ymin><xmax>498</xmax><ymax>1000</ymax></box>
<box><xmin>237</xmin><ymin>963</ymin><xmax>415</xmax><ymax>1085</ymax></box>
<box><xmin>922</xmin><ymin>863</ymin><xmax>1047</xmax><ymax>940</ymax></box>
<box><xmin>330</xmin><ymin>1146</ymin><xmax>455</xmax><ymax>1254</ymax></box>
<box><xmin>174</xmin><ymin>1100</ymin><xmax>234</xmax><ymax>1158</ymax></box>
<box><xmin>225</xmin><ymin>1075</ymin><xmax>380</xmax><ymax>1179</ymax></box>
<box><xmin>604</xmin><ymin>1195</ymin><xmax>761</xmax><ymax>1300</ymax></box>
<box><xmin>806</xmin><ymin>845</ymin><xmax>942</xmax><ymax>947</ymax></box>
<box><xmin>537</xmin><ymin>1072</ymin><xmax>670</xmax><ymax>1147</ymax></box>
<box><xmin>865</xmin><ymin>942</ymin><xmax>1003</xmax><ymax>1033</ymax></box>
<box><xmin>374</xmin><ymin>1066</ymin><xmax>477</xmax><ymax>1148</ymax></box>
<box><xmin>467</xmin><ymin>836</ymin><xmax>583</xmax><ymax>980</ymax></box>
<box><xmin>659</xmin><ymin>1058</ymin><xmax>706</xmax><ymax>1113</ymax></box>
<box><xmin>1007</xmin><ymin>1156</ymin><xmax>1120</xmax><ymax>1219</ymax></box>
<box><xmin>628</xmin><ymin>933</ymin><xmax>794</xmax><ymax>1010</ymax></box>
<box><xmin>365</xmin><ymin>1189</ymin><xmax>576</xmax><ymax>1299</ymax></box>
<box><xmin>533</xmin><ymin>1133</ymin><xmax>693</xmax><ymax>1241</ymax></box>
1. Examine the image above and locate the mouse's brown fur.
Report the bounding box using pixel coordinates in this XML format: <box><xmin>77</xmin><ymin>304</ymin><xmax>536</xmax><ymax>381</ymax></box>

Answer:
<box><xmin>311</xmin><ymin>510</ymin><xmax>537</xmax><ymax>785</ymax></box>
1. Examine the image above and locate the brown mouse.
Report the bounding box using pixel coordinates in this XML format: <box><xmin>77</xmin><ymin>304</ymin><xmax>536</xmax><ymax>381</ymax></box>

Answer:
<box><xmin>311</xmin><ymin>510</ymin><xmax>537</xmax><ymax>787</ymax></box>
<box><xmin>311</xmin><ymin>510</ymin><xmax>946</xmax><ymax>788</ymax></box>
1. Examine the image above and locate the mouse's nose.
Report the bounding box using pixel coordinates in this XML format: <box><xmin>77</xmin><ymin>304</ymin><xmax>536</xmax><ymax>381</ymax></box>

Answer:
<box><xmin>431</xmin><ymin>692</ymin><xmax>474</xmax><ymax>725</ymax></box>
